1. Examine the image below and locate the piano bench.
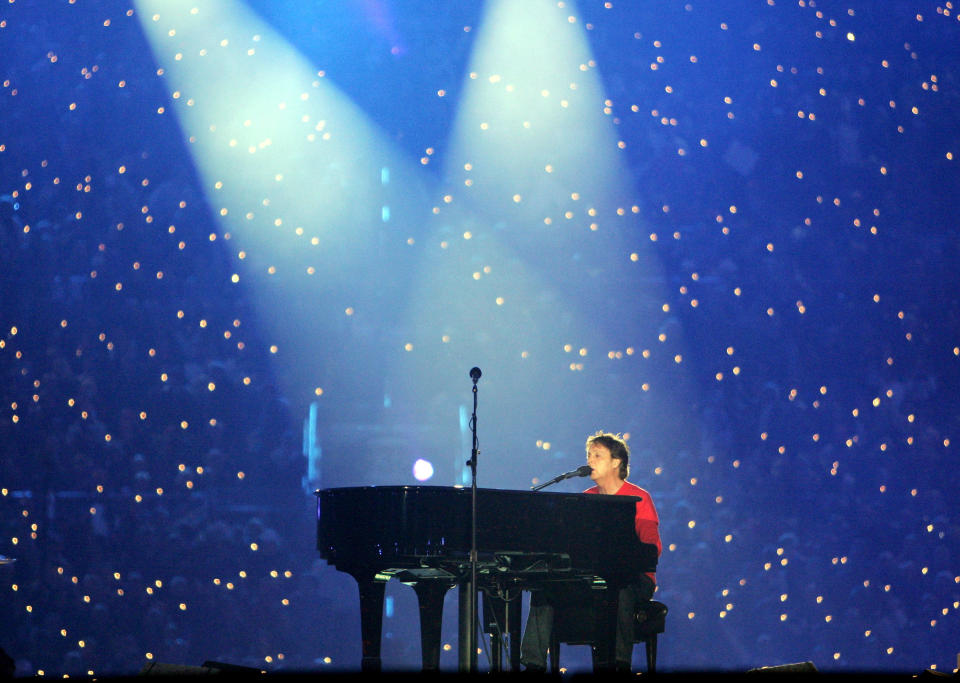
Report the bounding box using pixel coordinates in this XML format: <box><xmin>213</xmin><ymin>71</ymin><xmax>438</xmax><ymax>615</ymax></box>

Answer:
<box><xmin>548</xmin><ymin>599</ymin><xmax>668</xmax><ymax>674</ymax></box>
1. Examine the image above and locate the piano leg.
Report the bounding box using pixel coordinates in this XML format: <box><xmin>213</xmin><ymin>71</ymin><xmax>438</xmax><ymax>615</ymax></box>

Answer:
<box><xmin>411</xmin><ymin>580</ymin><xmax>451</xmax><ymax>671</ymax></box>
<box><xmin>349</xmin><ymin>572</ymin><xmax>387</xmax><ymax>672</ymax></box>
<box><xmin>508</xmin><ymin>594</ymin><xmax>522</xmax><ymax>672</ymax></box>
<box><xmin>592</xmin><ymin>587</ymin><xmax>620</xmax><ymax>672</ymax></box>
<box><xmin>457</xmin><ymin>580</ymin><xmax>477</xmax><ymax>672</ymax></box>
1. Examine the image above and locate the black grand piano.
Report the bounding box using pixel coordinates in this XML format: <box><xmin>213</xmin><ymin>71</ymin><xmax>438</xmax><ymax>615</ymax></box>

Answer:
<box><xmin>316</xmin><ymin>485</ymin><xmax>657</xmax><ymax>672</ymax></box>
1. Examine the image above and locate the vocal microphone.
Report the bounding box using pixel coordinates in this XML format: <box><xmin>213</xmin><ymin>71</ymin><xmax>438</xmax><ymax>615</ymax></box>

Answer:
<box><xmin>531</xmin><ymin>465</ymin><xmax>593</xmax><ymax>491</ymax></box>
<box><xmin>469</xmin><ymin>367</ymin><xmax>482</xmax><ymax>382</ymax></box>
<box><xmin>569</xmin><ymin>465</ymin><xmax>593</xmax><ymax>478</ymax></box>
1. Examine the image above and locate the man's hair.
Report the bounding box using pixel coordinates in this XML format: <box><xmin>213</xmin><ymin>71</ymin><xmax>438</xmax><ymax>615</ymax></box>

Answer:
<box><xmin>586</xmin><ymin>431</ymin><xmax>630</xmax><ymax>480</ymax></box>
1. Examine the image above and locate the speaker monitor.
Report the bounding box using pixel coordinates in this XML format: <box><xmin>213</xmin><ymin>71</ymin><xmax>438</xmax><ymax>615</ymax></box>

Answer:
<box><xmin>140</xmin><ymin>660</ymin><xmax>263</xmax><ymax>676</ymax></box>
<box><xmin>747</xmin><ymin>660</ymin><xmax>819</xmax><ymax>674</ymax></box>
<box><xmin>139</xmin><ymin>662</ymin><xmax>220</xmax><ymax>676</ymax></box>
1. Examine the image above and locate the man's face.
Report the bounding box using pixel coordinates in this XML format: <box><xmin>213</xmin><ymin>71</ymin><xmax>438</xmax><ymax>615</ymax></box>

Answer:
<box><xmin>586</xmin><ymin>442</ymin><xmax>620</xmax><ymax>483</ymax></box>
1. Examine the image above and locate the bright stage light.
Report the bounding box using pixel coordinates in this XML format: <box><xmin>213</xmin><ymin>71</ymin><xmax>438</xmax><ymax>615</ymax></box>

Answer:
<box><xmin>412</xmin><ymin>458</ymin><xmax>434</xmax><ymax>482</ymax></box>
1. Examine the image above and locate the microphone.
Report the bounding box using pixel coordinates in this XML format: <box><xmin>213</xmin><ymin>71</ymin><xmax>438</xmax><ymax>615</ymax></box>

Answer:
<box><xmin>469</xmin><ymin>367</ymin><xmax>482</xmax><ymax>382</ymax></box>
<box><xmin>571</xmin><ymin>465</ymin><xmax>593</xmax><ymax>478</ymax></box>
<box><xmin>530</xmin><ymin>465</ymin><xmax>593</xmax><ymax>491</ymax></box>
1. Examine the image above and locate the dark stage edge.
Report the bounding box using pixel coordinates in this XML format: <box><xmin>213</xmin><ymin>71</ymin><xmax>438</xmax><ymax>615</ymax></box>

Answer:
<box><xmin>56</xmin><ymin>669</ymin><xmax>949</xmax><ymax>680</ymax></box>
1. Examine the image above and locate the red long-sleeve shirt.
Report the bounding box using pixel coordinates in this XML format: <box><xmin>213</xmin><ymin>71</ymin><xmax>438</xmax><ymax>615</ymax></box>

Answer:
<box><xmin>584</xmin><ymin>480</ymin><xmax>661</xmax><ymax>585</ymax></box>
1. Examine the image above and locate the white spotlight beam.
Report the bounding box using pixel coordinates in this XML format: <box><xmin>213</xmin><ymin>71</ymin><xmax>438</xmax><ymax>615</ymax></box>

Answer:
<box><xmin>445</xmin><ymin>0</ymin><xmax>636</xmax><ymax>241</ymax></box>
<box><xmin>391</xmin><ymin>0</ymin><xmax>690</xmax><ymax>489</ymax></box>
<box><xmin>134</xmin><ymin>0</ymin><xmax>432</xmax><ymax>414</ymax></box>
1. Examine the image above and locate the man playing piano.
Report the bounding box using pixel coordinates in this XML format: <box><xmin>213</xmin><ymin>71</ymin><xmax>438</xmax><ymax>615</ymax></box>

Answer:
<box><xmin>519</xmin><ymin>431</ymin><xmax>662</xmax><ymax>672</ymax></box>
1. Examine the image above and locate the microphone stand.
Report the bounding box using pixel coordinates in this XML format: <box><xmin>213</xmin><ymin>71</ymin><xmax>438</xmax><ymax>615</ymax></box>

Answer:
<box><xmin>460</xmin><ymin>368</ymin><xmax>481</xmax><ymax>672</ymax></box>
<box><xmin>530</xmin><ymin>465</ymin><xmax>593</xmax><ymax>491</ymax></box>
